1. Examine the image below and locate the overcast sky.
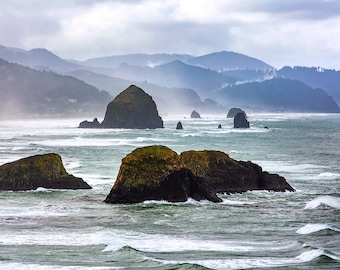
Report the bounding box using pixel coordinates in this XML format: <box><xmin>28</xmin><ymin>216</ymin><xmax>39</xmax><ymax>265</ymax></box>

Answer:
<box><xmin>1</xmin><ymin>0</ymin><xmax>340</xmax><ymax>69</ymax></box>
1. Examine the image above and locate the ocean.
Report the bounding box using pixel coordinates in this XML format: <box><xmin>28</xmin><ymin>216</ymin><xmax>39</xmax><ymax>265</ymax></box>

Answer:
<box><xmin>0</xmin><ymin>113</ymin><xmax>339</xmax><ymax>269</ymax></box>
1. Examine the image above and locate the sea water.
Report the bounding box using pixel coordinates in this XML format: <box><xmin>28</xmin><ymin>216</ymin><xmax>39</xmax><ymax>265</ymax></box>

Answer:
<box><xmin>0</xmin><ymin>113</ymin><xmax>339</xmax><ymax>269</ymax></box>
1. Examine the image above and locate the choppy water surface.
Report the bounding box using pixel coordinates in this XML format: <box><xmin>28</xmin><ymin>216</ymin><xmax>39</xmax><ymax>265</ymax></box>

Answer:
<box><xmin>0</xmin><ymin>114</ymin><xmax>339</xmax><ymax>269</ymax></box>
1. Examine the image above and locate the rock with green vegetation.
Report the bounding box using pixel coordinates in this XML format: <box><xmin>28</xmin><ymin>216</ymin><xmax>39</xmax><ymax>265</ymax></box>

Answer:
<box><xmin>101</xmin><ymin>85</ymin><xmax>163</xmax><ymax>129</ymax></box>
<box><xmin>105</xmin><ymin>145</ymin><xmax>294</xmax><ymax>204</ymax></box>
<box><xmin>104</xmin><ymin>145</ymin><xmax>222</xmax><ymax>203</ymax></box>
<box><xmin>180</xmin><ymin>150</ymin><xmax>294</xmax><ymax>193</ymax></box>
<box><xmin>0</xmin><ymin>153</ymin><xmax>91</xmax><ymax>191</ymax></box>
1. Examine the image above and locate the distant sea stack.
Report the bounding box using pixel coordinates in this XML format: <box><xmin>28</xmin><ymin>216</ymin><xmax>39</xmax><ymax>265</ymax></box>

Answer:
<box><xmin>190</xmin><ymin>110</ymin><xmax>201</xmax><ymax>119</ymax></box>
<box><xmin>234</xmin><ymin>112</ymin><xmax>250</xmax><ymax>128</ymax></box>
<box><xmin>176</xmin><ymin>121</ymin><xmax>183</xmax><ymax>130</ymax></box>
<box><xmin>0</xmin><ymin>153</ymin><xmax>91</xmax><ymax>191</ymax></box>
<box><xmin>227</xmin><ymin>108</ymin><xmax>247</xmax><ymax>118</ymax></box>
<box><xmin>79</xmin><ymin>85</ymin><xmax>164</xmax><ymax>129</ymax></box>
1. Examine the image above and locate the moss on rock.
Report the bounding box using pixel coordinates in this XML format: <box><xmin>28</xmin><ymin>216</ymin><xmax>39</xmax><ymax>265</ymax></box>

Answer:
<box><xmin>105</xmin><ymin>145</ymin><xmax>295</xmax><ymax>204</ymax></box>
<box><xmin>0</xmin><ymin>153</ymin><xmax>91</xmax><ymax>191</ymax></box>
<box><xmin>101</xmin><ymin>85</ymin><xmax>164</xmax><ymax>129</ymax></box>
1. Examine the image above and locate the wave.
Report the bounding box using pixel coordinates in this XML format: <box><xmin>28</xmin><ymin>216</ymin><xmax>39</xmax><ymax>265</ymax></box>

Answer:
<box><xmin>316</xmin><ymin>172</ymin><xmax>340</xmax><ymax>180</ymax></box>
<box><xmin>304</xmin><ymin>195</ymin><xmax>340</xmax><ymax>210</ymax></box>
<box><xmin>296</xmin><ymin>248</ymin><xmax>340</xmax><ymax>263</ymax></box>
<box><xmin>0</xmin><ymin>262</ymin><xmax>114</xmax><ymax>270</ymax></box>
<box><xmin>296</xmin><ymin>223</ymin><xmax>340</xmax><ymax>234</ymax></box>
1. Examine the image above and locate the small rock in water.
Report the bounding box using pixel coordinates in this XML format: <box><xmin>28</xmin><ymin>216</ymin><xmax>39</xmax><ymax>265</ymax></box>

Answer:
<box><xmin>176</xmin><ymin>121</ymin><xmax>183</xmax><ymax>130</ymax></box>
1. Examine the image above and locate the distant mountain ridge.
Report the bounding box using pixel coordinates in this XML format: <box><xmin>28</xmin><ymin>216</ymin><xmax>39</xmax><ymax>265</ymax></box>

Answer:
<box><xmin>277</xmin><ymin>66</ymin><xmax>340</xmax><ymax>103</ymax></box>
<box><xmin>0</xmin><ymin>45</ymin><xmax>83</xmax><ymax>72</ymax></box>
<box><xmin>216</xmin><ymin>78</ymin><xmax>339</xmax><ymax>113</ymax></box>
<box><xmin>1</xmin><ymin>44</ymin><xmax>339</xmax><ymax>114</ymax></box>
<box><xmin>186</xmin><ymin>51</ymin><xmax>273</xmax><ymax>71</ymax></box>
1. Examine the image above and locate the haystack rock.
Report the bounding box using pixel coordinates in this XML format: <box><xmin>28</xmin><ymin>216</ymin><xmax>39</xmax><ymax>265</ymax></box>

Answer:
<box><xmin>227</xmin><ymin>108</ymin><xmax>247</xmax><ymax>118</ymax></box>
<box><xmin>101</xmin><ymin>85</ymin><xmax>163</xmax><ymax>129</ymax></box>
<box><xmin>234</xmin><ymin>112</ymin><xmax>250</xmax><ymax>128</ymax></box>
<box><xmin>191</xmin><ymin>110</ymin><xmax>201</xmax><ymax>119</ymax></box>
<box><xmin>105</xmin><ymin>145</ymin><xmax>221</xmax><ymax>203</ymax></box>
<box><xmin>0</xmin><ymin>153</ymin><xmax>91</xmax><ymax>191</ymax></box>
<box><xmin>105</xmin><ymin>146</ymin><xmax>294</xmax><ymax>204</ymax></box>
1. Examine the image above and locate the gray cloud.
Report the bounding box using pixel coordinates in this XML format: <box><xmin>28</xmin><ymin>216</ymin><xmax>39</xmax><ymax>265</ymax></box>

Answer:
<box><xmin>0</xmin><ymin>0</ymin><xmax>339</xmax><ymax>69</ymax></box>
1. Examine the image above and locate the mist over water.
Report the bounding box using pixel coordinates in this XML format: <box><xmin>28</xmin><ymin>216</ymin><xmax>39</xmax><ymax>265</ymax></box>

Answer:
<box><xmin>0</xmin><ymin>113</ymin><xmax>339</xmax><ymax>269</ymax></box>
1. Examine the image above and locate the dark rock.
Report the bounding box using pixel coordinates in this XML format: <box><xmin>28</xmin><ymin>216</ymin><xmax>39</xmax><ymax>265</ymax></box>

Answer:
<box><xmin>227</xmin><ymin>108</ymin><xmax>247</xmax><ymax>118</ymax></box>
<box><xmin>79</xmin><ymin>118</ymin><xmax>101</xmax><ymax>128</ymax></box>
<box><xmin>180</xmin><ymin>150</ymin><xmax>294</xmax><ymax>193</ymax></box>
<box><xmin>176</xmin><ymin>121</ymin><xmax>183</xmax><ymax>130</ymax></box>
<box><xmin>0</xmin><ymin>153</ymin><xmax>91</xmax><ymax>191</ymax></box>
<box><xmin>104</xmin><ymin>145</ymin><xmax>222</xmax><ymax>204</ymax></box>
<box><xmin>190</xmin><ymin>110</ymin><xmax>201</xmax><ymax>118</ymax></box>
<box><xmin>234</xmin><ymin>112</ymin><xmax>250</xmax><ymax>128</ymax></box>
<box><xmin>104</xmin><ymin>146</ymin><xmax>294</xmax><ymax>204</ymax></box>
<box><xmin>101</xmin><ymin>85</ymin><xmax>163</xmax><ymax>129</ymax></box>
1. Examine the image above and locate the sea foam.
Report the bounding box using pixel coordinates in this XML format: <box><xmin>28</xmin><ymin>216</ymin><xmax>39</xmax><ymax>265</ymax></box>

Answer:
<box><xmin>304</xmin><ymin>195</ymin><xmax>340</xmax><ymax>210</ymax></box>
<box><xmin>296</xmin><ymin>223</ymin><xmax>340</xmax><ymax>234</ymax></box>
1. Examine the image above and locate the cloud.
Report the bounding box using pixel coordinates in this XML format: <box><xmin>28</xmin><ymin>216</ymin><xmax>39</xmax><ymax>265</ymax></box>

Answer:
<box><xmin>0</xmin><ymin>0</ymin><xmax>340</xmax><ymax>69</ymax></box>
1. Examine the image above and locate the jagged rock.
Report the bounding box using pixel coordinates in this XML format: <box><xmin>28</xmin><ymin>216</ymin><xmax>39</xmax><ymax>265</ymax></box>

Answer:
<box><xmin>105</xmin><ymin>146</ymin><xmax>294</xmax><ymax>204</ymax></box>
<box><xmin>79</xmin><ymin>118</ymin><xmax>101</xmax><ymax>128</ymax></box>
<box><xmin>101</xmin><ymin>85</ymin><xmax>163</xmax><ymax>129</ymax></box>
<box><xmin>105</xmin><ymin>146</ymin><xmax>221</xmax><ymax>203</ymax></box>
<box><xmin>176</xmin><ymin>121</ymin><xmax>183</xmax><ymax>130</ymax></box>
<box><xmin>180</xmin><ymin>150</ymin><xmax>294</xmax><ymax>193</ymax></box>
<box><xmin>234</xmin><ymin>112</ymin><xmax>250</xmax><ymax>128</ymax></box>
<box><xmin>191</xmin><ymin>110</ymin><xmax>201</xmax><ymax>118</ymax></box>
<box><xmin>0</xmin><ymin>153</ymin><xmax>91</xmax><ymax>191</ymax></box>
<box><xmin>227</xmin><ymin>108</ymin><xmax>247</xmax><ymax>118</ymax></box>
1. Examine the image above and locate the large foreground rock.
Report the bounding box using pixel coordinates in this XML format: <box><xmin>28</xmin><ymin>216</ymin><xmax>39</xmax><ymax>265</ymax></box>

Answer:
<box><xmin>105</xmin><ymin>146</ymin><xmax>294</xmax><ymax>204</ymax></box>
<box><xmin>101</xmin><ymin>85</ymin><xmax>163</xmax><ymax>129</ymax></box>
<box><xmin>180</xmin><ymin>150</ymin><xmax>294</xmax><ymax>193</ymax></box>
<box><xmin>104</xmin><ymin>146</ymin><xmax>221</xmax><ymax>203</ymax></box>
<box><xmin>0</xmin><ymin>153</ymin><xmax>91</xmax><ymax>191</ymax></box>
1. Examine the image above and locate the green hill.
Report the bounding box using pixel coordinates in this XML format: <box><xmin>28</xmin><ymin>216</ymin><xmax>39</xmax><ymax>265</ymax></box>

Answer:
<box><xmin>0</xmin><ymin>58</ymin><xmax>111</xmax><ymax>118</ymax></box>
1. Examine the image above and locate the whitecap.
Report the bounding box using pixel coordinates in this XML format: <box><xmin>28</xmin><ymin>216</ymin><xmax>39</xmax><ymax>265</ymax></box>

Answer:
<box><xmin>317</xmin><ymin>172</ymin><xmax>340</xmax><ymax>180</ymax></box>
<box><xmin>220</xmin><ymin>199</ymin><xmax>255</xmax><ymax>205</ymax></box>
<box><xmin>304</xmin><ymin>195</ymin><xmax>340</xmax><ymax>210</ymax></box>
<box><xmin>296</xmin><ymin>223</ymin><xmax>340</xmax><ymax>234</ymax></box>
<box><xmin>295</xmin><ymin>248</ymin><xmax>340</xmax><ymax>262</ymax></box>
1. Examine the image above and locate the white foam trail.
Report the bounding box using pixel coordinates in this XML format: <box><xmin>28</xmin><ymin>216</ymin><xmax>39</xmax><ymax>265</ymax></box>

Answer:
<box><xmin>317</xmin><ymin>172</ymin><xmax>340</xmax><ymax>179</ymax></box>
<box><xmin>296</xmin><ymin>223</ymin><xmax>340</xmax><ymax>234</ymax></box>
<box><xmin>221</xmin><ymin>199</ymin><xmax>255</xmax><ymax>205</ymax></box>
<box><xmin>0</xmin><ymin>262</ymin><xmax>116</xmax><ymax>270</ymax></box>
<box><xmin>304</xmin><ymin>195</ymin><xmax>340</xmax><ymax>210</ymax></box>
<box><xmin>153</xmin><ymin>248</ymin><xmax>340</xmax><ymax>269</ymax></box>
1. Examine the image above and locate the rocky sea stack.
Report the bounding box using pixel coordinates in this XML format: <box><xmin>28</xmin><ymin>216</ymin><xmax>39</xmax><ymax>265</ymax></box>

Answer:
<box><xmin>102</xmin><ymin>85</ymin><xmax>163</xmax><ymax>129</ymax></box>
<box><xmin>79</xmin><ymin>85</ymin><xmax>163</xmax><ymax>129</ymax></box>
<box><xmin>105</xmin><ymin>145</ymin><xmax>294</xmax><ymax>204</ymax></box>
<box><xmin>190</xmin><ymin>110</ymin><xmax>201</xmax><ymax>119</ymax></box>
<box><xmin>105</xmin><ymin>146</ymin><xmax>221</xmax><ymax>203</ymax></box>
<box><xmin>0</xmin><ymin>153</ymin><xmax>91</xmax><ymax>191</ymax></box>
<box><xmin>234</xmin><ymin>112</ymin><xmax>250</xmax><ymax>128</ymax></box>
<box><xmin>227</xmin><ymin>108</ymin><xmax>247</xmax><ymax>118</ymax></box>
